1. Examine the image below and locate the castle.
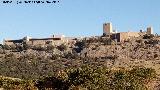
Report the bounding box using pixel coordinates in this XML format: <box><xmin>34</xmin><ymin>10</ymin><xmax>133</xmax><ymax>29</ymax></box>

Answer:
<box><xmin>3</xmin><ymin>22</ymin><xmax>154</xmax><ymax>46</ymax></box>
<box><xmin>3</xmin><ymin>35</ymin><xmax>75</xmax><ymax>46</ymax></box>
<box><xmin>103</xmin><ymin>22</ymin><xmax>154</xmax><ymax>42</ymax></box>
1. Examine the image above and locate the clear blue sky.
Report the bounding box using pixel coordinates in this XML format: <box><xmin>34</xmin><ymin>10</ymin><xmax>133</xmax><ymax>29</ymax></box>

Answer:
<box><xmin>0</xmin><ymin>0</ymin><xmax>160</xmax><ymax>43</ymax></box>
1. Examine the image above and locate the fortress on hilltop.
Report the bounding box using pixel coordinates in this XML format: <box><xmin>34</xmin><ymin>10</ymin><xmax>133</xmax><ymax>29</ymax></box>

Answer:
<box><xmin>3</xmin><ymin>22</ymin><xmax>155</xmax><ymax>46</ymax></box>
<box><xmin>103</xmin><ymin>22</ymin><xmax>154</xmax><ymax>42</ymax></box>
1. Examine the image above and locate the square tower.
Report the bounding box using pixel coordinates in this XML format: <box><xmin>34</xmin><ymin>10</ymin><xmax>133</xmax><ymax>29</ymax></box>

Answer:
<box><xmin>103</xmin><ymin>23</ymin><xmax>113</xmax><ymax>34</ymax></box>
<box><xmin>147</xmin><ymin>27</ymin><xmax>153</xmax><ymax>34</ymax></box>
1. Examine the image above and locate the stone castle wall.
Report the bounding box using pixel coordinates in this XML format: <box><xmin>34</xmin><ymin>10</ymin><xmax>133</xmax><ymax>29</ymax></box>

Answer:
<box><xmin>113</xmin><ymin>32</ymin><xmax>140</xmax><ymax>42</ymax></box>
<box><xmin>4</xmin><ymin>38</ymin><xmax>69</xmax><ymax>46</ymax></box>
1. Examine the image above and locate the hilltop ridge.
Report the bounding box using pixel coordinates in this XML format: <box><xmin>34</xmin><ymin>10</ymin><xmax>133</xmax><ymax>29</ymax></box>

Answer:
<box><xmin>0</xmin><ymin>34</ymin><xmax>160</xmax><ymax>75</ymax></box>
<box><xmin>0</xmin><ymin>34</ymin><xmax>160</xmax><ymax>89</ymax></box>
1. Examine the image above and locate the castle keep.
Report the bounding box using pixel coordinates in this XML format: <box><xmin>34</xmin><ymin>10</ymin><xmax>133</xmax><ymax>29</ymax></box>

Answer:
<box><xmin>103</xmin><ymin>23</ymin><xmax>113</xmax><ymax>34</ymax></box>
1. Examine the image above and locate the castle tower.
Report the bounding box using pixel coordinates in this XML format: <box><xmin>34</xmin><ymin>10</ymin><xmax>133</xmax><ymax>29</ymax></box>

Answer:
<box><xmin>147</xmin><ymin>27</ymin><xmax>153</xmax><ymax>34</ymax></box>
<box><xmin>103</xmin><ymin>23</ymin><xmax>113</xmax><ymax>35</ymax></box>
<box><xmin>23</xmin><ymin>36</ymin><xmax>31</xmax><ymax>42</ymax></box>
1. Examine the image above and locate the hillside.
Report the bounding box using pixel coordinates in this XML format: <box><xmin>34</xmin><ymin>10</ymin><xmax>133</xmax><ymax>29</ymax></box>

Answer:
<box><xmin>0</xmin><ymin>34</ymin><xmax>160</xmax><ymax>89</ymax></box>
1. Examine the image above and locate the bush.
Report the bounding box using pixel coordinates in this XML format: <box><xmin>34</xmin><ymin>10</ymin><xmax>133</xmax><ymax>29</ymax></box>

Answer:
<box><xmin>35</xmin><ymin>66</ymin><xmax>156</xmax><ymax>90</ymax></box>
<box><xmin>3</xmin><ymin>44</ymin><xmax>11</xmax><ymax>50</ymax></box>
<box><xmin>46</xmin><ymin>45</ymin><xmax>55</xmax><ymax>51</ymax></box>
<box><xmin>64</xmin><ymin>51</ymin><xmax>79</xmax><ymax>59</ymax></box>
<box><xmin>75</xmin><ymin>41</ymin><xmax>87</xmax><ymax>53</ymax></box>
<box><xmin>0</xmin><ymin>77</ymin><xmax>37</xmax><ymax>90</ymax></box>
<box><xmin>0</xmin><ymin>65</ymin><xmax>157</xmax><ymax>90</ymax></box>
<box><xmin>143</xmin><ymin>34</ymin><xmax>154</xmax><ymax>39</ymax></box>
<box><xmin>32</xmin><ymin>45</ymin><xmax>46</xmax><ymax>51</ymax></box>
<box><xmin>15</xmin><ymin>44</ymin><xmax>24</xmax><ymax>52</ymax></box>
<box><xmin>100</xmin><ymin>37</ymin><xmax>113</xmax><ymax>45</ymax></box>
<box><xmin>58</xmin><ymin>44</ymin><xmax>67</xmax><ymax>51</ymax></box>
<box><xmin>35</xmin><ymin>76</ymin><xmax>69</xmax><ymax>90</ymax></box>
<box><xmin>144</xmin><ymin>39</ymin><xmax>159</xmax><ymax>46</ymax></box>
<box><xmin>23</xmin><ymin>43</ymin><xmax>31</xmax><ymax>50</ymax></box>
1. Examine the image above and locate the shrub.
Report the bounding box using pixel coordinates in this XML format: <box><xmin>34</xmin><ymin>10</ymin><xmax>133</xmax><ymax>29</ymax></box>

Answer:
<box><xmin>66</xmin><ymin>66</ymin><xmax>156</xmax><ymax>90</ymax></box>
<box><xmin>46</xmin><ymin>45</ymin><xmax>55</xmax><ymax>51</ymax></box>
<box><xmin>23</xmin><ymin>43</ymin><xmax>31</xmax><ymax>50</ymax></box>
<box><xmin>100</xmin><ymin>37</ymin><xmax>113</xmax><ymax>45</ymax></box>
<box><xmin>36</xmin><ymin>66</ymin><xmax>156</xmax><ymax>90</ymax></box>
<box><xmin>58</xmin><ymin>44</ymin><xmax>67</xmax><ymax>51</ymax></box>
<box><xmin>50</xmin><ymin>54</ymin><xmax>61</xmax><ymax>60</ymax></box>
<box><xmin>144</xmin><ymin>39</ymin><xmax>159</xmax><ymax>46</ymax></box>
<box><xmin>75</xmin><ymin>41</ymin><xmax>87</xmax><ymax>53</ymax></box>
<box><xmin>0</xmin><ymin>66</ymin><xmax>156</xmax><ymax>90</ymax></box>
<box><xmin>15</xmin><ymin>44</ymin><xmax>24</xmax><ymax>52</ymax></box>
<box><xmin>64</xmin><ymin>51</ymin><xmax>79</xmax><ymax>59</ymax></box>
<box><xmin>0</xmin><ymin>77</ymin><xmax>37</xmax><ymax>90</ymax></box>
<box><xmin>35</xmin><ymin>76</ymin><xmax>69</xmax><ymax>90</ymax></box>
<box><xmin>32</xmin><ymin>45</ymin><xmax>46</xmax><ymax>51</ymax></box>
<box><xmin>143</xmin><ymin>34</ymin><xmax>154</xmax><ymax>39</ymax></box>
<box><xmin>3</xmin><ymin>44</ymin><xmax>11</xmax><ymax>50</ymax></box>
